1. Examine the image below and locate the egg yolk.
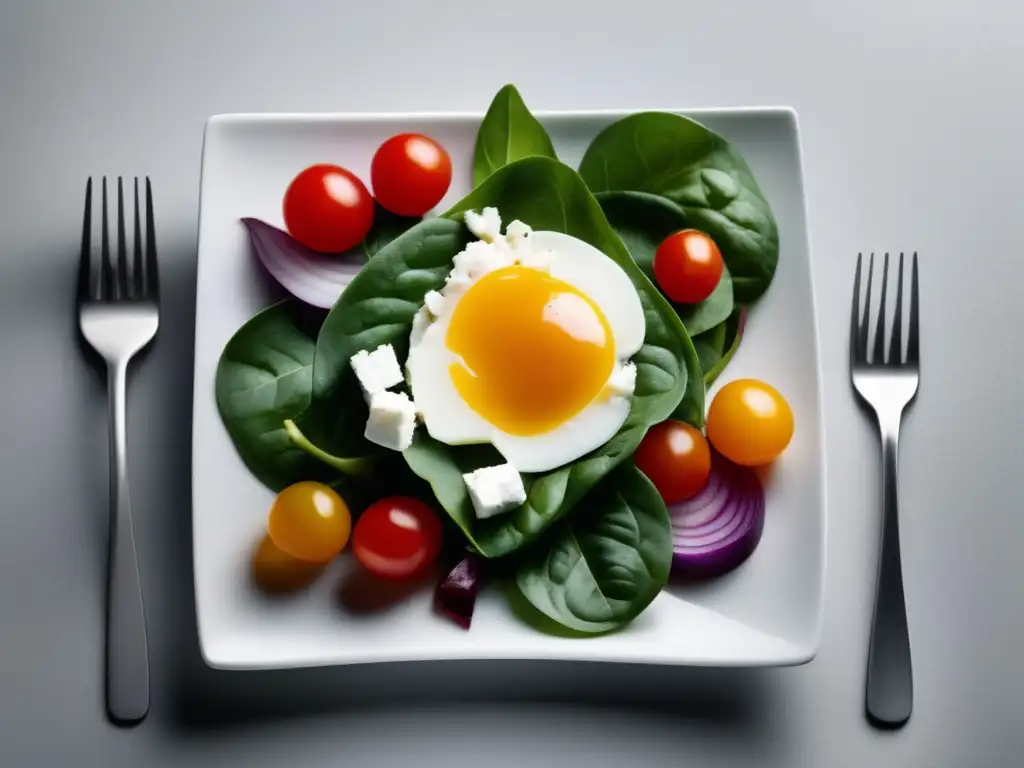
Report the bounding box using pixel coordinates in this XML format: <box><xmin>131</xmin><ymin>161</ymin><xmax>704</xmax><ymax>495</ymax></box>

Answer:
<box><xmin>446</xmin><ymin>266</ymin><xmax>615</xmax><ymax>436</ymax></box>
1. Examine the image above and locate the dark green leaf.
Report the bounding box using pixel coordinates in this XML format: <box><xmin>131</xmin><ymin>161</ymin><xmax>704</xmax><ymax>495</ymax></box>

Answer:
<box><xmin>215</xmin><ymin>301</ymin><xmax>327</xmax><ymax>491</ymax></box>
<box><xmin>596</xmin><ymin>191</ymin><xmax>734</xmax><ymax>336</ymax></box>
<box><xmin>311</xmin><ymin>217</ymin><xmax>473</xmax><ymax>406</ymax></box>
<box><xmin>515</xmin><ymin>464</ymin><xmax>672</xmax><ymax>633</ymax></box>
<box><xmin>704</xmin><ymin>307</ymin><xmax>747</xmax><ymax>386</ymax></box>
<box><xmin>363</xmin><ymin>203</ymin><xmax>421</xmax><ymax>260</ymax></box>
<box><xmin>692</xmin><ymin>321</ymin><xmax>727</xmax><ymax>379</ymax></box>
<box><xmin>402</xmin><ymin>431</ymin><xmax>504</xmax><ymax>553</ymax></box>
<box><xmin>579</xmin><ymin>113</ymin><xmax>779</xmax><ymax>303</ymax></box>
<box><xmin>473</xmin><ymin>84</ymin><xmax>557</xmax><ymax>187</ymax></box>
<box><xmin>283</xmin><ymin>419</ymin><xmax>373</xmax><ymax>476</ymax></box>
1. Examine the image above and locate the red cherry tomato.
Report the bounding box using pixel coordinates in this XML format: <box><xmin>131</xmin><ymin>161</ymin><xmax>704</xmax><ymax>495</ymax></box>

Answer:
<box><xmin>633</xmin><ymin>420</ymin><xmax>712</xmax><ymax>504</ymax></box>
<box><xmin>352</xmin><ymin>497</ymin><xmax>443</xmax><ymax>579</ymax></box>
<box><xmin>653</xmin><ymin>229</ymin><xmax>724</xmax><ymax>304</ymax></box>
<box><xmin>371</xmin><ymin>133</ymin><xmax>452</xmax><ymax>216</ymax></box>
<box><xmin>282</xmin><ymin>163</ymin><xmax>374</xmax><ymax>253</ymax></box>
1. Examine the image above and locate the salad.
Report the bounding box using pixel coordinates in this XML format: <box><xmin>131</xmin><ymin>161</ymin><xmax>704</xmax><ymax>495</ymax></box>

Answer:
<box><xmin>215</xmin><ymin>85</ymin><xmax>793</xmax><ymax>635</ymax></box>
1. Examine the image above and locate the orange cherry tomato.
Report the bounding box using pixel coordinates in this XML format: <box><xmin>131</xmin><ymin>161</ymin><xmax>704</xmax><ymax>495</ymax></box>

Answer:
<box><xmin>267</xmin><ymin>481</ymin><xmax>352</xmax><ymax>563</ymax></box>
<box><xmin>706</xmin><ymin>379</ymin><xmax>794</xmax><ymax>466</ymax></box>
<box><xmin>371</xmin><ymin>133</ymin><xmax>452</xmax><ymax>216</ymax></box>
<box><xmin>633</xmin><ymin>420</ymin><xmax>712</xmax><ymax>504</ymax></box>
<box><xmin>653</xmin><ymin>229</ymin><xmax>724</xmax><ymax>304</ymax></box>
<box><xmin>283</xmin><ymin>163</ymin><xmax>374</xmax><ymax>253</ymax></box>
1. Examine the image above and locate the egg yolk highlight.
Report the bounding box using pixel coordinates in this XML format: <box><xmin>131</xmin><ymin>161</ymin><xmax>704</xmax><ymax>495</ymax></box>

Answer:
<box><xmin>446</xmin><ymin>266</ymin><xmax>616</xmax><ymax>436</ymax></box>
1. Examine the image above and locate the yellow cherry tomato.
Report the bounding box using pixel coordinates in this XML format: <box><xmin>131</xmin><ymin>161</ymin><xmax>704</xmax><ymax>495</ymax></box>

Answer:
<box><xmin>267</xmin><ymin>481</ymin><xmax>351</xmax><ymax>563</ymax></box>
<box><xmin>706</xmin><ymin>379</ymin><xmax>793</xmax><ymax>466</ymax></box>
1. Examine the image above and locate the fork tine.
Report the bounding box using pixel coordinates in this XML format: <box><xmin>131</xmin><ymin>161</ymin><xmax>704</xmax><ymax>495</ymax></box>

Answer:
<box><xmin>859</xmin><ymin>253</ymin><xmax>874</xmax><ymax>359</ymax></box>
<box><xmin>907</xmin><ymin>252</ymin><xmax>920</xmax><ymax>364</ymax></box>
<box><xmin>890</xmin><ymin>253</ymin><xmax>904</xmax><ymax>364</ymax></box>
<box><xmin>78</xmin><ymin>178</ymin><xmax>95</xmax><ymax>303</ymax></box>
<box><xmin>872</xmin><ymin>253</ymin><xmax>889</xmax><ymax>364</ymax></box>
<box><xmin>132</xmin><ymin>178</ymin><xmax>144</xmax><ymax>298</ymax></box>
<box><xmin>100</xmin><ymin>177</ymin><xmax>114</xmax><ymax>300</ymax></box>
<box><xmin>144</xmin><ymin>178</ymin><xmax>159</xmax><ymax>300</ymax></box>
<box><xmin>850</xmin><ymin>253</ymin><xmax>864</xmax><ymax>364</ymax></box>
<box><xmin>116</xmin><ymin>177</ymin><xmax>129</xmax><ymax>299</ymax></box>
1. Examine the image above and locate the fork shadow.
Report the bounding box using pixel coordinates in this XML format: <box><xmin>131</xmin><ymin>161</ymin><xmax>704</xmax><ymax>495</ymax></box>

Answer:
<box><xmin>136</xmin><ymin>240</ymin><xmax>784</xmax><ymax>741</ymax></box>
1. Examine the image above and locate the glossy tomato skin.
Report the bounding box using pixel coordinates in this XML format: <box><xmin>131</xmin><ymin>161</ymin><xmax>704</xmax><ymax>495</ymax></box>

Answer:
<box><xmin>633</xmin><ymin>420</ymin><xmax>712</xmax><ymax>504</ymax></box>
<box><xmin>653</xmin><ymin>229</ymin><xmax>724</xmax><ymax>304</ymax></box>
<box><xmin>267</xmin><ymin>481</ymin><xmax>352</xmax><ymax>563</ymax></box>
<box><xmin>371</xmin><ymin>133</ymin><xmax>452</xmax><ymax>217</ymax></box>
<box><xmin>706</xmin><ymin>379</ymin><xmax>794</xmax><ymax>466</ymax></box>
<box><xmin>283</xmin><ymin>163</ymin><xmax>374</xmax><ymax>253</ymax></box>
<box><xmin>352</xmin><ymin>496</ymin><xmax>443</xmax><ymax>579</ymax></box>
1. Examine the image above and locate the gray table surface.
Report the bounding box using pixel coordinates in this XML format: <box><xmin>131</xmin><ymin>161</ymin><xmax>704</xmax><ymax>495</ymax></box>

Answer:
<box><xmin>2</xmin><ymin>0</ymin><xmax>1022</xmax><ymax>765</ymax></box>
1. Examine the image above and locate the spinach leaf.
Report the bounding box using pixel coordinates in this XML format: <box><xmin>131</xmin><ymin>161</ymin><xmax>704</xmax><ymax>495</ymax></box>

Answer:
<box><xmin>692</xmin><ymin>321</ymin><xmax>727</xmax><ymax>380</ymax></box>
<box><xmin>704</xmin><ymin>307</ymin><xmax>747</xmax><ymax>386</ymax></box>
<box><xmin>405</xmin><ymin>416</ymin><xmax>651</xmax><ymax>558</ymax></box>
<box><xmin>515</xmin><ymin>464</ymin><xmax>672</xmax><ymax>633</ymax></box>
<box><xmin>473</xmin><ymin>84</ymin><xmax>557</xmax><ymax>187</ymax></box>
<box><xmin>215</xmin><ymin>301</ymin><xmax>327</xmax><ymax>491</ymax></box>
<box><xmin>579</xmin><ymin>113</ymin><xmax>779</xmax><ymax>303</ymax></box>
<box><xmin>283</xmin><ymin>419</ymin><xmax>373</xmax><ymax>476</ymax></box>
<box><xmin>596</xmin><ymin>191</ymin><xmax>734</xmax><ymax>336</ymax></box>
<box><xmin>675</xmin><ymin>351</ymin><xmax>706</xmax><ymax>428</ymax></box>
<box><xmin>425</xmin><ymin>157</ymin><xmax>696</xmax><ymax>556</ymax></box>
<box><xmin>311</xmin><ymin>218</ymin><xmax>473</xmax><ymax>406</ymax></box>
<box><xmin>364</xmin><ymin>203</ymin><xmax>421</xmax><ymax>260</ymax></box>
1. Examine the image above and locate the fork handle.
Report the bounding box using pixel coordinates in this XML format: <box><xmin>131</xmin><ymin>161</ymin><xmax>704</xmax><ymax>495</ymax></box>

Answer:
<box><xmin>865</xmin><ymin>415</ymin><xmax>913</xmax><ymax>728</ymax></box>
<box><xmin>105</xmin><ymin>360</ymin><xmax>150</xmax><ymax>725</ymax></box>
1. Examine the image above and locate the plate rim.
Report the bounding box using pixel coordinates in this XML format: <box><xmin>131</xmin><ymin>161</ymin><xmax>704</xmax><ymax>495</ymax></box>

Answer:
<box><xmin>192</xmin><ymin>105</ymin><xmax>827</xmax><ymax>671</ymax></box>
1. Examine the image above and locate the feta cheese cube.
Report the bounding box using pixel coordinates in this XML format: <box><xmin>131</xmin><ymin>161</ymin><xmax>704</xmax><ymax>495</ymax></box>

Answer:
<box><xmin>350</xmin><ymin>344</ymin><xmax>404</xmax><ymax>399</ymax></box>
<box><xmin>464</xmin><ymin>207</ymin><xmax>502</xmax><ymax>242</ymax></box>
<box><xmin>364</xmin><ymin>391</ymin><xmax>417</xmax><ymax>451</ymax></box>
<box><xmin>462</xmin><ymin>463</ymin><xmax>527</xmax><ymax>519</ymax></box>
<box><xmin>607</xmin><ymin>362</ymin><xmax>637</xmax><ymax>397</ymax></box>
<box><xmin>504</xmin><ymin>219</ymin><xmax>533</xmax><ymax>251</ymax></box>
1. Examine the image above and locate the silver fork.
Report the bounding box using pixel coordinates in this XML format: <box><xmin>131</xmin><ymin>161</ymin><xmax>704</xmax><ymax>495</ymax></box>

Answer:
<box><xmin>77</xmin><ymin>177</ymin><xmax>158</xmax><ymax>725</ymax></box>
<box><xmin>850</xmin><ymin>251</ymin><xmax>919</xmax><ymax>729</ymax></box>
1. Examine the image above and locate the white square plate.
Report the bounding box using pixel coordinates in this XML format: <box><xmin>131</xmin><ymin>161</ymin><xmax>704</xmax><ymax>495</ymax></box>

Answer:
<box><xmin>193</xmin><ymin>108</ymin><xmax>825</xmax><ymax>670</ymax></box>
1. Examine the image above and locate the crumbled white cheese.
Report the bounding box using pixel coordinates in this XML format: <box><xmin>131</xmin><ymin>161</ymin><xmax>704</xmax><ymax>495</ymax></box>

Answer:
<box><xmin>364</xmin><ymin>391</ymin><xmax>417</xmax><ymax>451</ymax></box>
<box><xmin>505</xmin><ymin>219</ymin><xmax>533</xmax><ymax>251</ymax></box>
<box><xmin>451</xmin><ymin>239</ymin><xmax>514</xmax><ymax>284</ymax></box>
<box><xmin>350</xmin><ymin>344</ymin><xmax>404</xmax><ymax>399</ymax></box>
<box><xmin>462</xmin><ymin>463</ymin><xmax>527</xmax><ymax>519</ymax></box>
<box><xmin>463</xmin><ymin>207</ymin><xmax>502</xmax><ymax>243</ymax></box>
<box><xmin>606</xmin><ymin>362</ymin><xmax>637</xmax><ymax>397</ymax></box>
<box><xmin>423</xmin><ymin>289</ymin><xmax>446</xmax><ymax>318</ymax></box>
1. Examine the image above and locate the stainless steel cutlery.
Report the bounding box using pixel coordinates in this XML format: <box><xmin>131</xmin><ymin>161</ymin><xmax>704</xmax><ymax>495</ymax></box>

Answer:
<box><xmin>77</xmin><ymin>177</ymin><xmax>158</xmax><ymax>725</ymax></box>
<box><xmin>850</xmin><ymin>251</ymin><xmax>919</xmax><ymax>729</ymax></box>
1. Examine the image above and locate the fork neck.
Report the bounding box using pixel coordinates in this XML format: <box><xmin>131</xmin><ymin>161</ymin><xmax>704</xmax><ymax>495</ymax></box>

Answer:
<box><xmin>876</xmin><ymin>408</ymin><xmax>903</xmax><ymax>441</ymax></box>
<box><xmin>107</xmin><ymin>360</ymin><xmax>129</xmax><ymax>481</ymax></box>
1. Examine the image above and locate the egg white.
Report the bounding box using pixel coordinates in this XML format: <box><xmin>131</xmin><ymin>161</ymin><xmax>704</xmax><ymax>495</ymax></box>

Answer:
<box><xmin>407</xmin><ymin>222</ymin><xmax>646</xmax><ymax>474</ymax></box>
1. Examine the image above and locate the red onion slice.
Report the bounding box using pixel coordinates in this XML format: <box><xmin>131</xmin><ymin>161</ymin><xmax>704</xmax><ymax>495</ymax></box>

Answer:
<box><xmin>434</xmin><ymin>555</ymin><xmax>482</xmax><ymax>629</ymax></box>
<box><xmin>242</xmin><ymin>218</ymin><xmax>364</xmax><ymax>309</ymax></box>
<box><xmin>669</xmin><ymin>450</ymin><xmax>765</xmax><ymax>579</ymax></box>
